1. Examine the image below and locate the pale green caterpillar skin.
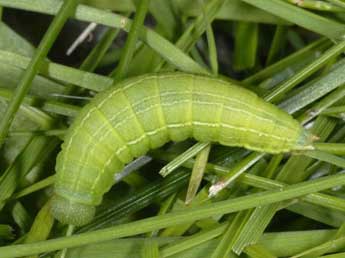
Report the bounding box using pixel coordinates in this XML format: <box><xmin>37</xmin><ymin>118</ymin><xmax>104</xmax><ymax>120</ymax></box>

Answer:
<box><xmin>52</xmin><ymin>73</ymin><xmax>313</xmax><ymax>226</ymax></box>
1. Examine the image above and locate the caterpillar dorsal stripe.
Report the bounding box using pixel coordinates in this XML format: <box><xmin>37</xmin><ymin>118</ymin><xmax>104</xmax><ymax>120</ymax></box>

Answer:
<box><xmin>51</xmin><ymin>73</ymin><xmax>313</xmax><ymax>226</ymax></box>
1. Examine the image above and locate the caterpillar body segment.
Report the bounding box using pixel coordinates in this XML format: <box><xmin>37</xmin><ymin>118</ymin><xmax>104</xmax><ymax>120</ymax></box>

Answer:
<box><xmin>52</xmin><ymin>73</ymin><xmax>313</xmax><ymax>226</ymax></box>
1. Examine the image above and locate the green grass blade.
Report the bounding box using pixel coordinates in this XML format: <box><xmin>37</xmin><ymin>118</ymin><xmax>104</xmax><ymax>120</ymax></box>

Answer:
<box><xmin>77</xmin><ymin>169</ymin><xmax>189</xmax><ymax>233</ymax></box>
<box><xmin>154</xmin><ymin>0</ymin><xmax>224</xmax><ymax>71</ymax></box>
<box><xmin>285</xmin><ymin>0</ymin><xmax>344</xmax><ymax>12</ymax></box>
<box><xmin>0</xmin><ymin>22</ymin><xmax>34</xmax><ymax>56</ymax></box>
<box><xmin>244</xmin><ymin>244</ymin><xmax>276</xmax><ymax>258</ymax></box>
<box><xmin>314</xmin><ymin>143</ymin><xmax>345</xmax><ymax>155</ymax></box>
<box><xmin>24</xmin><ymin>200</ymin><xmax>54</xmax><ymax>258</ymax></box>
<box><xmin>0</xmin><ymin>136</ymin><xmax>60</xmax><ymax>211</ymax></box>
<box><xmin>266</xmin><ymin>25</ymin><xmax>287</xmax><ymax>66</ymax></box>
<box><xmin>210</xmin><ymin>211</ymin><xmax>251</xmax><ymax>258</ymax></box>
<box><xmin>149</xmin><ymin>0</ymin><xmax>177</xmax><ymax>40</ymax></box>
<box><xmin>159</xmin><ymin>142</ymin><xmax>210</xmax><ymax>177</ymax></box>
<box><xmin>112</xmin><ymin>0</ymin><xmax>149</xmax><ymax>80</ymax></box>
<box><xmin>260</xmin><ymin>230</ymin><xmax>336</xmax><ymax>256</ymax></box>
<box><xmin>172</xmin><ymin>0</ymin><xmax>224</xmax><ymax>53</ymax></box>
<box><xmin>12</xmin><ymin>175</ymin><xmax>55</xmax><ymax>200</ymax></box>
<box><xmin>279</xmin><ymin>58</ymin><xmax>345</xmax><ymax>114</ymax></box>
<box><xmin>0</xmin><ymin>0</ymin><xmax>208</xmax><ymax>74</ymax></box>
<box><xmin>0</xmin><ymin>225</ymin><xmax>14</xmax><ymax>240</ymax></box>
<box><xmin>153</xmin><ymin>151</ymin><xmax>345</xmax><ymax>213</ymax></box>
<box><xmin>327</xmin><ymin>0</ymin><xmax>345</xmax><ymax>9</ymax></box>
<box><xmin>241</xmin><ymin>0</ymin><xmax>345</xmax><ymax>38</ymax></box>
<box><xmin>0</xmin><ymin>0</ymin><xmax>79</xmax><ymax>148</ymax></box>
<box><xmin>166</xmin><ymin>229</ymin><xmax>340</xmax><ymax>258</ymax></box>
<box><xmin>185</xmin><ymin>144</ymin><xmax>211</xmax><ymax>205</ymax></box>
<box><xmin>148</xmin><ymin>193</ymin><xmax>177</xmax><ymax>237</ymax></box>
<box><xmin>243</xmin><ymin>37</ymin><xmax>329</xmax><ymax>85</ymax></box>
<box><xmin>159</xmin><ymin>188</ymin><xmax>214</xmax><ymax>237</ymax></box>
<box><xmin>229</xmin><ymin>116</ymin><xmax>336</xmax><ymax>253</ymax></box>
<box><xmin>261</xmin><ymin>154</ymin><xmax>283</xmax><ymax>179</ymax></box>
<box><xmin>287</xmin><ymin>201</ymin><xmax>345</xmax><ymax>227</ymax></box>
<box><xmin>175</xmin><ymin>0</ymin><xmax>288</xmax><ymax>24</ymax></box>
<box><xmin>2</xmin><ymin>172</ymin><xmax>345</xmax><ymax>257</ymax></box>
<box><xmin>0</xmin><ymin>87</ymin><xmax>80</xmax><ymax>117</ymax></box>
<box><xmin>12</xmin><ymin>202</ymin><xmax>32</xmax><ymax>234</ymax></box>
<box><xmin>265</xmin><ymin>39</ymin><xmax>345</xmax><ymax>103</ymax></box>
<box><xmin>63</xmin><ymin>230</ymin><xmax>341</xmax><ymax>258</ymax></box>
<box><xmin>141</xmin><ymin>239</ymin><xmax>160</xmax><ymax>258</ymax></box>
<box><xmin>209</xmin><ymin>152</ymin><xmax>264</xmax><ymax>197</ymax></box>
<box><xmin>66</xmin><ymin>26</ymin><xmax>121</xmax><ymax>94</ymax></box>
<box><xmin>233</xmin><ymin>21</ymin><xmax>258</xmax><ymax>71</ymax></box>
<box><xmin>304</xmin><ymin>150</ymin><xmax>345</xmax><ymax>168</ymax></box>
<box><xmin>0</xmin><ymin>51</ymin><xmax>113</xmax><ymax>92</ymax></box>
<box><xmin>160</xmin><ymin>224</ymin><xmax>227</xmax><ymax>257</ymax></box>
<box><xmin>231</xmin><ymin>204</ymin><xmax>278</xmax><ymax>254</ymax></box>
<box><xmin>298</xmin><ymin>84</ymin><xmax>345</xmax><ymax>124</ymax></box>
<box><xmin>206</xmin><ymin>23</ymin><xmax>218</xmax><ymax>75</ymax></box>
<box><xmin>321</xmin><ymin>104</ymin><xmax>345</xmax><ymax>118</ymax></box>
<box><xmin>291</xmin><ymin>236</ymin><xmax>345</xmax><ymax>257</ymax></box>
<box><xmin>59</xmin><ymin>225</ymin><xmax>75</xmax><ymax>258</ymax></box>
<box><xmin>79</xmin><ymin>28</ymin><xmax>120</xmax><ymax>73</ymax></box>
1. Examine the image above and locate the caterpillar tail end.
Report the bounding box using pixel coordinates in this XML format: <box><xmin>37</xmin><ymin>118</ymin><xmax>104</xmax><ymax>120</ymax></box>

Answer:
<box><xmin>51</xmin><ymin>195</ymin><xmax>95</xmax><ymax>226</ymax></box>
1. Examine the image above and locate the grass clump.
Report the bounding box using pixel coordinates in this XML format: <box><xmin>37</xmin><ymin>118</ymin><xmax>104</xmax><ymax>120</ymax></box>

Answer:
<box><xmin>1</xmin><ymin>0</ymin><xmax>345</xmax><ymax>257</ymax></box>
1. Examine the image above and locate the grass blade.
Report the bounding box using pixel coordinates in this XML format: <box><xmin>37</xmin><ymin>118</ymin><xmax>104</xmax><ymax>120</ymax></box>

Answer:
<box><xmin>185</xmin><ymin>144</ymin><xmax>211</xmax><ymax>205</ymax></box>
<box><xmin>112</xmin><ymin>0</ymin><xmax>150</xmax><ymax>80</ymax></box>
<box><xmin>304</xmin><ymin>150</ymin><xmax>345</xmax><ymax>168</ymax></box>
<box><xmin>0</xmin><ymin>0</ymin><xmax>208</xmax><ymax>74</ymax></box>
<box><xmin>24</xmin><ymin>200</ymin><xmax>54</xmax><ymax>258</ymax></box>
<box><xmin>0</xmin><ymin>0</ymin><xmax>79</xmax><ymax>147</ymax></box>
<box><xmin>233</xmin><ymin>21</ymin><xmax>258</xmax><ymax>71</ymax></box>
<box><xmin>141</xmin><ymin>239</ymin><xmax>160</xmax><ymax>258</ymax></box>
<box><xmin>159</xmin><ymin>142</ymin><xmax>210</xmax><ymax>177</ymax></box>
<box><xmin>2</xmin><ymin>172</ymin><xmax>345</xmax><ymax>257</ymax></box>
<box><xmin>265</xmin><ymin>39</ymin><xmax>345</xmax><ymax>103</ymax></box>
<box><xmin>241</xmin><ymin>0</ymin><xmax>345</xmax><ymax>38</ymax></box>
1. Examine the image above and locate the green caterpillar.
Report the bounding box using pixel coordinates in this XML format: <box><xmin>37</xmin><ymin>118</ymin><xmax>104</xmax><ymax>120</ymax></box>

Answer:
<box><xmin>51</xmin><ymin>73</ymin><xmax>314</xmax><ymax>226</ymax></box>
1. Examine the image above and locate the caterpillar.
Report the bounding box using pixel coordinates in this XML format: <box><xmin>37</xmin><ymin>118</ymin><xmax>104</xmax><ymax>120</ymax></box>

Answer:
<box><xmin>51</xmin><ymin>73</ymin><xmax>314</xmax><ymax>226</ymax></box>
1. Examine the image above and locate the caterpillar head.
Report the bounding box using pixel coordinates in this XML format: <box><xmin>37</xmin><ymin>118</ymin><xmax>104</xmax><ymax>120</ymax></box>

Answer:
<box><xmin>294</xmin><ymin>129</ymin><xmax>317</xmax><ymax>151</ymax></box>
<box><xmin>51</xmin><ymin>195</ymin><xmax>95</xmax><ymax>226</ymax></box>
